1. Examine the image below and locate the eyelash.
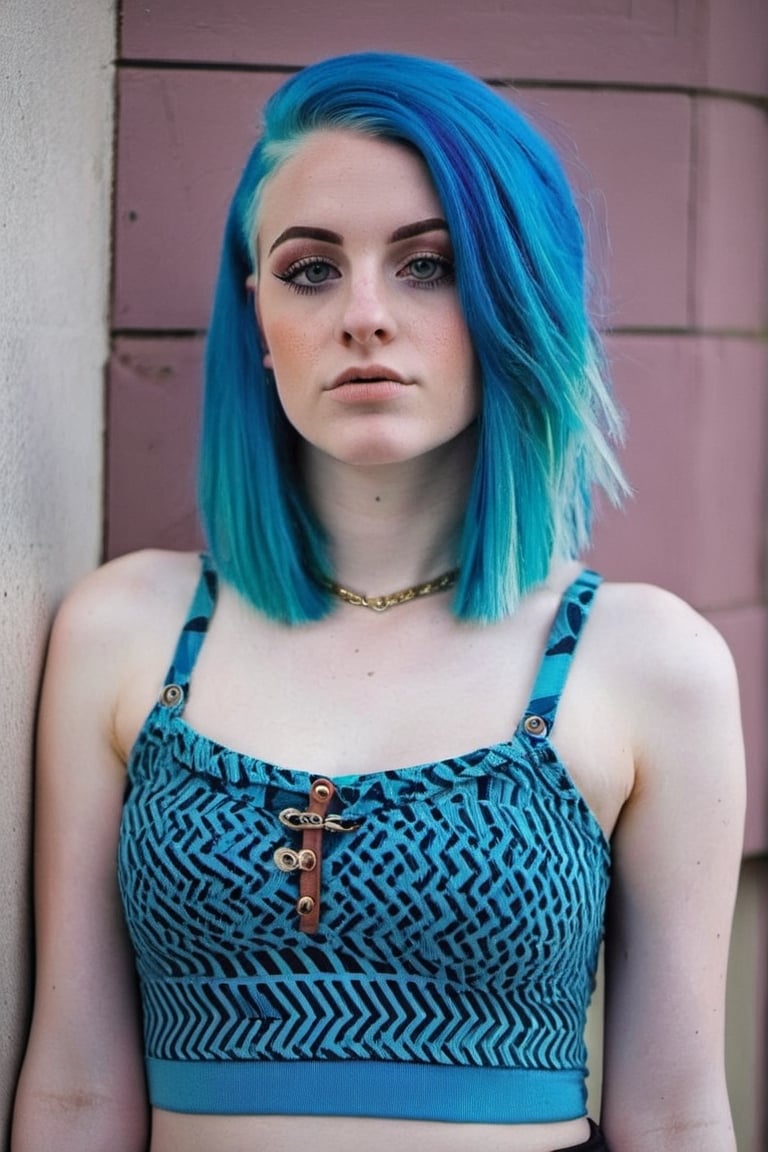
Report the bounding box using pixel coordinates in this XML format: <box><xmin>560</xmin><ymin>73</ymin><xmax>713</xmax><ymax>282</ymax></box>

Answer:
<box><xmin>273</xmin><ymin>253</ymin><xmax>455</xmax><ymax>295</ymax></box>
<box><xmin>274</xmin><ymin>257</ymin><xmax>341</xmax><ymax>296</ymax></box>
<box><xmin>400</xmin><ymin>253</ymin><xmax>455</xmax><ymax>289</ymax></box>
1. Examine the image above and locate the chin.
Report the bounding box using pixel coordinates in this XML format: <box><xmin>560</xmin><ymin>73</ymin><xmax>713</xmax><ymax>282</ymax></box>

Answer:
<box><xmin>304</xmin><ymin>423</ymin><xmax>479</xmax><ymax>472</ymax></box>
<box><xmin>309</xmin><ymin>430</ymin><xmax>419</xmax><ymax>467</ymax></box>
<box><xmin>333</xmin><ymin>439</ymin><xmax>437</xmax><ymax>468</ymax></box>
<box><xmin>339</xmin><ymin>450</ymin><xmax>418</xmax><ymax>469</ymax></box>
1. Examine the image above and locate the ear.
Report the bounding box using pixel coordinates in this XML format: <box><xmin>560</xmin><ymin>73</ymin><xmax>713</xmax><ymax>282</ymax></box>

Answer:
<box><xmin>246</xmin><ymin>276</ymin><xmax>274</xmax><ymax>370</ymax></box>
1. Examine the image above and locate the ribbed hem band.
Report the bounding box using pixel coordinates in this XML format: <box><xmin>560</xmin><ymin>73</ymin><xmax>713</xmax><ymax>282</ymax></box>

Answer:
<box><xmin>148</xmin><ymin>1058</ymin><xmax>586</xmax><ymax>1123</ymax></box>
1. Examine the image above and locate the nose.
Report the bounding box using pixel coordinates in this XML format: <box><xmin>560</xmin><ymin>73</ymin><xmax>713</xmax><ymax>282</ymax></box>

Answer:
<box><xmin>337</xmin><ymin>271</ymin><xmax>396</xmax><ymax>347</ymax></box>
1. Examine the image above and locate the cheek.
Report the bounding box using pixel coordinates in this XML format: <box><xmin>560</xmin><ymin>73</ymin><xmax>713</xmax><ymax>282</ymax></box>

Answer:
<box><xmin>255</xmin><ymin>286</ymin><xmax>308</xmax><ymax>361</ymax></box>
<box><xmin>450</xmin><ymin>330</ymin><xmax>481</xmax><ymax>424</ymax></box>
<box><xmin>261</xmin><ymin>316</ymin><xmax>317</xmax><ymax>375</ymax></box>
<box><xmin>264</xmin><ymin>324</ymin><xmax>322</xmax><ymax>429</ymax></box>
<box><xmin>429</xmin><ymin>314</ymin><xmax>479</xmax><ymax>391</ymax></box>
<box><xmin>426</xmin><ymin>301</ymin><xmax>473</xmax><ymax>356</ymax></box>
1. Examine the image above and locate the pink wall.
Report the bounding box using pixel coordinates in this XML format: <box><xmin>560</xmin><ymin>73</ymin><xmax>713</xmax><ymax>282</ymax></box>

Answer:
<box><xmin>108</xmin><ymin>5</ymin><xmax>767</xmax><ymax>1135</ymax></box>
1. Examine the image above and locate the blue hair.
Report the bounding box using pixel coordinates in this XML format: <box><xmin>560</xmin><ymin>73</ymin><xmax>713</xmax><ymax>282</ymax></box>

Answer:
<box><xmin>199</xmin><ymin>52</ymin><xmax>627</xmax><ymax>623</ymax></box>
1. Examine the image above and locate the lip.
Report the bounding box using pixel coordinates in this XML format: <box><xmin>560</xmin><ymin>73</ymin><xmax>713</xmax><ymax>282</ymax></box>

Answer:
<box><xmin>328</xmin><ymin>366</ymin><xmax>410</xmax><ymax>390</ymax></box>
<box><xmin>327</xmin><ymin>380</ymin><xmax>410</xmax><ymax>405</ymax></box>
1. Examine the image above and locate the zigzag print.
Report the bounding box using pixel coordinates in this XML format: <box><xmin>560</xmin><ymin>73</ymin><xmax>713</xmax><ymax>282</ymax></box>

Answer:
<box><xmin>120</xmin><ymin>723</ymin><xmax>608</xmax><ymax>1074</ymax></box>
<box><xmin>118</xmin><ymin>562</ymin><xmax>609</xmax><ymax>1083</ymax></box>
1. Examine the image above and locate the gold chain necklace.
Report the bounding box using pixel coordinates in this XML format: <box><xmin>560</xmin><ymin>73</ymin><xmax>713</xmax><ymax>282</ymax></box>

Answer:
<box><xmin>323</xmin><ymin>568</ymin><xmax>459</xmax><ymax>612</ymax></box>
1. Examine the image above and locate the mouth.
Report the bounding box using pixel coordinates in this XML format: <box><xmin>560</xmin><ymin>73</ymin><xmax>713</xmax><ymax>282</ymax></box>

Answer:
<box><xmin>329</xmin><ymin>366</ymin><xmax>409</xmax><ymax>389</ymax></box>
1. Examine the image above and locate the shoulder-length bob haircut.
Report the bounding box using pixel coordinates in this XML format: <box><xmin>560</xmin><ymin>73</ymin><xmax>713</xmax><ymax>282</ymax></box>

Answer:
<box><xmin>199</xmin><ymin>52</ymin><xmax>627</xmax><ymax>624</ymax></box>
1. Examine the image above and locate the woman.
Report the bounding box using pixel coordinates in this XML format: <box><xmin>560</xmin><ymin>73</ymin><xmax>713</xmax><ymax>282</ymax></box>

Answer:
<box><xmin>12</xmin><ymin>53</ymin><xmax>744</xmax><ymax>1152</ymax></box>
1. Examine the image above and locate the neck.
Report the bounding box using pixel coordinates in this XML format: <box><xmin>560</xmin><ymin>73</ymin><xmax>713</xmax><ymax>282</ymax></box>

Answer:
<box><xmin>302</xmin><ymin>432</ymin><xmax>475</xmax><ymax>595</ymax></box>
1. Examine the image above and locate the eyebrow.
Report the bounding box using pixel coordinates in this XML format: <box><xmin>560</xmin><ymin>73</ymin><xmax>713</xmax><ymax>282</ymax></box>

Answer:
<box><xmin>389</xmin><ymin>217</ymin><xmax>448</xmax><ymax>242</ymax></box>
<box><xmin>268</xmin><ymin>226</ymin><xmax>341</xmax><ymax>255</ymax></box>
<box><xmin>267</xmin><ymin>217</ymin><xmax>449</xmax><ymax>256</ymax></box>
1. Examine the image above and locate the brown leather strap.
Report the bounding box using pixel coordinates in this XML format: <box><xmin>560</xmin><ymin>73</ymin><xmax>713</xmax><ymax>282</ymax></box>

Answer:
<box><xmin>297</xmin><ymin>778</ymin><xmax>334</xmax><ymax>934</ymax></box>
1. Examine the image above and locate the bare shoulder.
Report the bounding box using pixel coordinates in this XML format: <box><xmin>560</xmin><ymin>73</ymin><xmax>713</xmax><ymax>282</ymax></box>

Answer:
<box><xmin>590</xmin><ymin>578</ymin><xmax>738</xmax><ymax>711</ymax></box>
<box><xmin>44</xmin><ymin>550</ymin><xmax>204</xmax><ymax>756</ymax></box>
<box><xmin>53</xmin><ymin>548</ymin><xmax>201</xmax><ymax>640</ymax></box>
<box><xmin>49</xmin><ymin>548</ymin><xmax>203</xmax><ymax>677</ymax></box>
<box><xmin>589</xmin><ymin>578</ymin><xmax>744</xmax><ymax>826</ymax></box>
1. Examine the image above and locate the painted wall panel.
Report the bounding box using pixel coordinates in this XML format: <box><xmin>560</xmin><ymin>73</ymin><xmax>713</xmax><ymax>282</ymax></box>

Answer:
<box><xmin>121</xmin><ymin>0</ymin><xmax>768</xmax><ymax>97</ymax></box>
<box><xmin>520</xmin><ymin>90</ymin><xmax>691</xmax><ymax>330</ymax></box>
<box><xmin>707</xmin><ymin>0</ymin><xmax>768</xmax><ymax>97</ymax></box>
<box><xmin>693</xmin><ymin>98</ymin><xmax>768</xmax><ymax>331</ymax></box>
<box><xmin>692</xmin><ymin>340</ymin><xmax>767</xmax><ymax>607</ymax></box>
<box><xmin>589</xmin><ymin>336</ymin><xmax>765</xmax><ymax>610</ymax></box>
<box><xmin>121</xmin><ymin>0</ymin><xmax>708</xmax><ymax>87</ymax></box>
<box><xmin>107</xmin><ymin>337</ymin><xmax>205</xmax><ymax>556</ymax></box>
<box><xmin>114</xmin><ymin>69</ymin><xmax>282</xmax><ymax>330</ymax></box>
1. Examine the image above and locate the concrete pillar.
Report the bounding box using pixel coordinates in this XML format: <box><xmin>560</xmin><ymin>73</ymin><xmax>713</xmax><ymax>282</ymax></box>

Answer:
<box><xmin>0</xmin><ymin>0</ymin><xmax>114</xmax><ymax>1139</ymax></box>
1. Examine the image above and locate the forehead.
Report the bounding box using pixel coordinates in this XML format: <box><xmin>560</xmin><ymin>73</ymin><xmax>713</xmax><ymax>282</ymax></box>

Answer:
<box><xmin>257</xmin><ymin>130</ymin><xmax>444</xmax><ymax>239</ymax></box>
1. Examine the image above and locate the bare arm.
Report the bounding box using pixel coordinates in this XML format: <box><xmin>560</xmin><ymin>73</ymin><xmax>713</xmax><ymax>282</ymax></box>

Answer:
<box><xmin>12</xmin><ymin>570</ymin><xmax>151</xmax><ymax>1152</ymax></box>
<box><xmin>601</xmin><ymin>588</ymin><xmax>745</xmax><ymax>1152</ymax></box>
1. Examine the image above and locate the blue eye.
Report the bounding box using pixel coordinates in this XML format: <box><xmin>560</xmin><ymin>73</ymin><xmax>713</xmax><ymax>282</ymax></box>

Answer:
<box><xmin>410</xmin><ymin>258</ymin><xmax>440</xmax><ymax>279</ymax></box>
<box><xmin>401</xmin><ymin>254</ymin><xmax>455</xmax><ymax>287</ymax></box>
<box><xmin>302</xmin><ymin>262</ymin><xmax>334</xmax><ymax>285</ymax></box>
<box><xmin>275</xmin><ymin>258</ymin><xmax>340</xmax><ymax>294</ymax></box>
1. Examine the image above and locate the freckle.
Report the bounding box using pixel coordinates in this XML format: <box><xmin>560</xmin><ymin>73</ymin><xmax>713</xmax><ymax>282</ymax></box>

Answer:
<box><xmin>367</xmin><ymin>671</ymin><xmax>374</xmax><ymax>677</ymax></box>
<box><xmin>375</xmin><ymin>495</ymin><xmax>381</xmax><ymax>502</ymax></box>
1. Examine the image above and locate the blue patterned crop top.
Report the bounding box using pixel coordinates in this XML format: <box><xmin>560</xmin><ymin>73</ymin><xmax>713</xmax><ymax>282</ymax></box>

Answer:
<box><xmin>118</xmin><ymin>557</ymin><xmax>610</xmax><ymax>1123</ymax></box>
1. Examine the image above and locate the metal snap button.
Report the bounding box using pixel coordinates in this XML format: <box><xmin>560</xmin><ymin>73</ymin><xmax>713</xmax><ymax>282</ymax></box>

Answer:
<box><xmin>274</xmin><ymin>847</ymin><xmax>300</xmax><ymax>872</ymax></box>
<box><xmin>523</xmin><ymin>714</ymin><xmax>548</xmax><ymax>737</ymax></box>
<box><xmin>312</xmin><ymin>781</ymin><xmax>331</xmax><ymax>801</ymax></box>
<box><xmin>297</xmin><ymin>896</ymin><xmax>315</xmax><ymax>916</ymax></box>
<box><xmin>160</xmin><ymin>683</ymin><xmax>184</xmax><ymax>707</ymax></box>
<box><xmin>274</xmin><ymin>848</ymin><xmax>318</xmax><ymax>872</ymax></box>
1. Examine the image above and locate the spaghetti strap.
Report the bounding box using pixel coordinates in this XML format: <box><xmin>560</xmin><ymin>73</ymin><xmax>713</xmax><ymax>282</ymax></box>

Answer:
<box><xmin>521</xmin><ymin>569</ymin><xmax>602</xmax><ymax>735</ymax></box>
<box><xmin>160</xmin><ymin>553</ymin><xmax>218</xmax><ymax>704</ymax></box>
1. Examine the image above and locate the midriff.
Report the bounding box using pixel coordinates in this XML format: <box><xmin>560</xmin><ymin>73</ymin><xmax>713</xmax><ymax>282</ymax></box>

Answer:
<box><xmin>150</xmin><ymin>1111</ymin><xmax>592</xmax><ymax>1152</ymax></box>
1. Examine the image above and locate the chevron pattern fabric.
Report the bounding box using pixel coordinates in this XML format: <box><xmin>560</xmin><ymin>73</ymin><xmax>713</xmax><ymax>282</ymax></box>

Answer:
<box><xmin>117</xmin><ymin>560</ymin><xmax>609</xmax><ymax>1118</ymax></box>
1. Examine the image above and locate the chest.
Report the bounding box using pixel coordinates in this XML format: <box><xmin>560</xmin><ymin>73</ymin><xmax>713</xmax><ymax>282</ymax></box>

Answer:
<box><xmin>184</xmin><ymin>601</ymin><xmax>552</xmax><ymax>770</ymax></box>
<box><xmin>121</xmin><ymin>585</ymin><xmax>632</xmax><ymax>841</ymax></box>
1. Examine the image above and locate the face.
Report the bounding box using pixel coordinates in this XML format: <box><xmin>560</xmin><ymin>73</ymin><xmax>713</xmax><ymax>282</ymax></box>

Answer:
<box><xmin>254</xmin><ymin>130</ymin><xmax>479</xmax><ymax>469</ymax></box>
